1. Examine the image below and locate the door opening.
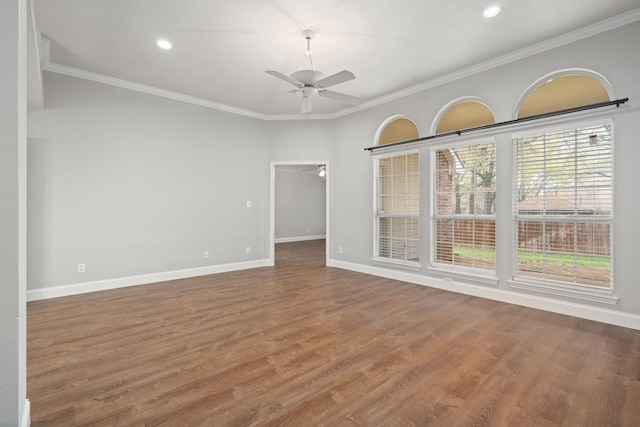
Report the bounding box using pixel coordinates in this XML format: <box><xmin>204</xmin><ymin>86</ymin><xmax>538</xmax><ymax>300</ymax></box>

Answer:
<box><xmin>270</xmin><ymin>162</ymin><xmax>329</xmax><ymax>266</ymax></box>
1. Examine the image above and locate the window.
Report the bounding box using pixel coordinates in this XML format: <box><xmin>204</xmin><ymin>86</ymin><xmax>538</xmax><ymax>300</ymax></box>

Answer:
<box><xmin>373</xmin><ymin>117</ymin><xmax>420</xmax><ymax>267</ymax></box>
<box><xmin>374</xmin><ymin>152</ymin><xmax>420</xmax><ymax>265</ymax></box>
<box><xmin>432</xmin><ymin>141</ymin><xmax>496</xmax><ymax>271</ymax></box>
<box><xmin>436</xmin><ymin>100</ymin><xmax>495</xmax><ymax>134</ymax></box>
<box><xmin>379</xmin><ymin>118</ymin><xmax>419</xmax><ymax>145</ymax></box>
<box><xmin>514</xmin><ymin>121</ymin><xmax>613</xmax><ymax>289</ymax></box>
<box><xmin>518</xmin><ymin>74</ymin><xmax>610</xmax><ymax>119</ymax></box>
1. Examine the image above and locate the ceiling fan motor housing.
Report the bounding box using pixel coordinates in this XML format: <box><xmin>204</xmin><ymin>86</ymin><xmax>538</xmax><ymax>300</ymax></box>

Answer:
<box><xmin>290</xmin><ymin>69</ymin><xmax>325</xmax><ymax>86</ymax></box>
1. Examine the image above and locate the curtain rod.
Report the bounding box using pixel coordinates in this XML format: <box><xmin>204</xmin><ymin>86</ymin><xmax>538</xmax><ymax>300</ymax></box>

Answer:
<box><xmin>364</xmin><ymin>97</ymin><xmax>629</xmax><ymax>152</ymax></box>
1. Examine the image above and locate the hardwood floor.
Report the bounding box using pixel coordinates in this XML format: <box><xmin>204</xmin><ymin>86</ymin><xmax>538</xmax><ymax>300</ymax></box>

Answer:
<box><xmin>28</xmin><ymin>239</ymin><xmax>640</xmax><ymax>426</ymax></box>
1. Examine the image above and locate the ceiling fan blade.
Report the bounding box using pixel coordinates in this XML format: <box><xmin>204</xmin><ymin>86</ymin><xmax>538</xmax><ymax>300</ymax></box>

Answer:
<box><xmin>315</xmin><ymin>70</ymin><xmax>355</xmax><ymax>88</ymax></box>
<box><xmin>255</xmin><ymin>89</ymin><xmax>299</xmax><ymax>101</ymax></box>
<box><xmin>301</xmin><ymin>96</ymin><xmax>313</xmax><ymax>114</ymax></box>
<box><xmin>319</xmin><ymin>90</ymin><xmax>361</xmax><ymax>105</ymax></box>
<box><xmin>265</xmin><ymin>70</ymin><xmax>304</xmax><ymax>88</ymax></box>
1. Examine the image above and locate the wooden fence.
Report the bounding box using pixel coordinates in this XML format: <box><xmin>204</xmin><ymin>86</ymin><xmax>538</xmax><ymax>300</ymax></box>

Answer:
<box><xmin>437</xmin><ymin>219</ymin><xmax>610</xmax><ymax>257</ymax></box>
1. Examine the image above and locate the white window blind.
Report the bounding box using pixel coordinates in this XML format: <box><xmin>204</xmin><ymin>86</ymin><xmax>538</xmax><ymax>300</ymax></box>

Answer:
<box><xmin>514</xmin><ymin>122</ymin><xmax>613</xmax><ymax>288</ymax></box>
<box><xmin>433</xmin><ymin>142</ymin><xmax>496</xmax><ymax>270</ymax></box>
<box><xmin>375</xmin><ymin>153</ymin><xmax>420</xmax><ymax>263</ymax></box>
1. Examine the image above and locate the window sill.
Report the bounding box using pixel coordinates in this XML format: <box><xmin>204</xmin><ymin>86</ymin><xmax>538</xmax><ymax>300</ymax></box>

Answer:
<box><xmin>427</xmin><ymin>264</ymin><xmax>499</xmax><ymax>286</ymax></box>
<box><xmin>508</xmin><ymin>278</ymin><xmax>619</xmax><ymax>305</ymax></box>
<box><xmin>371</xmin><ymin>257</ymin><xmax>422</xmax><ymax>272</ymax></box>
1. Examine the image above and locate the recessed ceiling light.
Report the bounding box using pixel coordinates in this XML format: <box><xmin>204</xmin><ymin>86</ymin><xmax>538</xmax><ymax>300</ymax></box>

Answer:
<box><xmin>483</xmin><ymin>6</ymin><xmax>501</xmax><ymax>18</ymax></box>
<box><xmin>156</xmin><ymin>39</ymin><xmax>172</xmax><ymax>50</ymax></box>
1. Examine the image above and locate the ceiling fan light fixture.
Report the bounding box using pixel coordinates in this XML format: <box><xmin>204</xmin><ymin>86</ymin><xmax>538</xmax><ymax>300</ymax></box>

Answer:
<box><xmin>483</xmin><ymin>5</ymin><xmax>501</xmax><ymax>18</ymax></box>
<box><xmin>302</xmin><ymin>87</ymin><xmax>318</xmax><ymax>98</ymax></box>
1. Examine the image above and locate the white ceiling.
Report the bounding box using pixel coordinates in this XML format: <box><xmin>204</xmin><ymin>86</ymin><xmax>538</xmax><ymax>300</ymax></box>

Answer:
<box><xmin>32</xmin><ymin>0</ymin><xmax>640</xmax><ymax>118</ymax></box>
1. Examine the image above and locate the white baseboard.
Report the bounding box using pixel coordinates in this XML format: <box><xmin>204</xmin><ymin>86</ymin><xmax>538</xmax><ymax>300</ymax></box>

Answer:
<box><xmin>28</xmin><ymin>256</ymin><xmax>640</xmax><ymax>330</ymax></box>
<box><xmin>21</xmin><ymin>399</ymin><xmax>30</xmax><ymax>427</ymax></box>
<box><xmin>27</xmin><ymin>260</ymin><xmax>271</xmax><ymax>301</ymax></box>
<box><xmin>327</xmin><ymin>259</ymin><xmax>640</xmax><ymax>331</ymax></box>
<box><xmin>275</xmin><ymin>235</ymin><xmax>326</xmax><ymax>243</ymax></box>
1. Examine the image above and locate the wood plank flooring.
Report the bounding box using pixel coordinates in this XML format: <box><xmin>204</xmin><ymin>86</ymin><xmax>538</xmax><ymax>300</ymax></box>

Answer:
<box><xmin>28</xmin><ymin>239</ymin><xmax>640</xmax><ymax>426</ymax></box>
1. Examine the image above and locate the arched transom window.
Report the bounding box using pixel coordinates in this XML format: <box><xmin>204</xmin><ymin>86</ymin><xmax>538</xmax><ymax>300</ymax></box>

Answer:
<box><xmin>436</xmin><ymin>100</ymin><xmax>495</xmax><ymax>134</ymax></box>
<box><xmin>518</xmin><ymin>74</ymin><xmax>610</xmax><ymax>118</ymax></box>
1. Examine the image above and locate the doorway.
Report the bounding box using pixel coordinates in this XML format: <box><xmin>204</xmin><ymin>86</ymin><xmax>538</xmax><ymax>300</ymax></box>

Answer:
<box><xmin>269</xmin><ymin>161</ymin><xmax>330</xmax><ymax>266</ymax></box>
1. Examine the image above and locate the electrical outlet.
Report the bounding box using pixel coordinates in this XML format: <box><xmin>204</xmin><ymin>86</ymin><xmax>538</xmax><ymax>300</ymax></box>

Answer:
<box><xmin>338</xmin><ymin>246</ymin><xmax>343</xmax><ymax>254</ymax></box>
<box><xmin>204</xmin><ymin>251</ymin><xmax>210</xmax><ymax>259</ymax></box>
<box><xmin>77</xmin><ymin>263</ymin><xmax>86</xmax><ymax>274</ymax></box>
<box><xmin>443</xmin><ymin>276</ymin><xmax>452</xmax><ymax>283</ymax></box>
<box><xmin>246</xmin><ymin>201</ymin><xmax>251</xmax><ymax>208</ymax></box>
<box><xmin>246</xmin><ymin>246</ymin><xmax>251</xmax><ymax>254</ymax></box>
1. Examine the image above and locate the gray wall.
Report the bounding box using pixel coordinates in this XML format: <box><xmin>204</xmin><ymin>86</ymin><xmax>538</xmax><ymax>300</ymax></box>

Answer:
<box><xmin>275</xmin><ymin>168</ymin><xmax>326</xmax><ymax>241</ymax></box>
<box><xmin>28</xmin><ymin>73</ymin><xmax>269</xmax><ymax>289</ymax></box>
<box><xmin>330</xmin><ymin>21</ymin><xmax>640</xmax><ymax>315</ymax></box>
<box><xmin>267</xmin><ymin>120</ymin><xmax>333</xmax><ymax>161</ymax></box>
<box><xmin>0</xmin><ymin>0</ymin><xmax>27</xmax><ymax>424</ymax></box>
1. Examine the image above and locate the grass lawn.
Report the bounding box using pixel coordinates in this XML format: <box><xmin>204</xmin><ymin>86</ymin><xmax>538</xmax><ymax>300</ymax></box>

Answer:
<box><xmin>452</xmin><ymin>245</ymin><xmax>610</xmax><ymax>286</ymax></box>
<box><xmin>453</xmin><ymin>245</ymin><xmax>610</xmax><ymax>268</ymax></box>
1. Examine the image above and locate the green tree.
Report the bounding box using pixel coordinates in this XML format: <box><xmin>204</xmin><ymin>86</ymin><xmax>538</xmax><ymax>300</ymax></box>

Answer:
<box><xmin>453</xmin><ymin>143</ymin><xmax>496</xmax><ymax>215</ymax></box>
<box><xmin>516</xmin><ymin>125</ymin><xmax>612</xmax><ymax>204</ymax></box>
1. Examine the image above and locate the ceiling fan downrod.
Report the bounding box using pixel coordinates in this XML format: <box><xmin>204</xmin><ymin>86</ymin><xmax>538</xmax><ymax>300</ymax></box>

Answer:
<box><xmin>302</xmin><ymin>29</ymin><xmax>315</xmax><ymax>71</ymax></box>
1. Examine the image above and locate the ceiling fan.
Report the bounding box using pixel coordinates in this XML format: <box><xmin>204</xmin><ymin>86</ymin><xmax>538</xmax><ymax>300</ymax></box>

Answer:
<box><xmin>296</xmin><ymin>164</ymin><xmax>327</xmax><ymax>180</ymax></box>
<box><xmin>265</xmin><ymin>30</ymin><xmax>361</xmax><ymax>113</ymax></box>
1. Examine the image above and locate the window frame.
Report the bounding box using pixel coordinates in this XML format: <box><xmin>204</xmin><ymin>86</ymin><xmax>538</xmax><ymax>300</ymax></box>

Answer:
<box><xmin>510</xmin><ymin>118</ymin><xmax>616</xmax><ymax>302</ymax></box>
<box><xmin>429</xmin><ymin>137</ymin><xmax>498</xmax><ymax>281</ymax></box>
<box><xmin>372</xmin><ymin>149</ymin><xmax>421</xmax><ymax>270</ymax></box>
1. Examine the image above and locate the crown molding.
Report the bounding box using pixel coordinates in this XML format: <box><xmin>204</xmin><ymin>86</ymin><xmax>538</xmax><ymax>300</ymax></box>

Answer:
<box><xmin>43</xmin><ymin>61</ymin><xmax>268</xmax><ymax>120</ymax></box>
<box><xmin>43</xmin><ymin>60</ymin><xmax>342</xmax><ymax>121</ymax></box>
<box><xmin>43</xmin><ymin>8</ymin><xmax>640</xmax><ymax>121</ymax></box>
<box><xmin>332</xmin><ymin>7</ymin><xmax>640</xmax><ymax>119</ymax></box>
